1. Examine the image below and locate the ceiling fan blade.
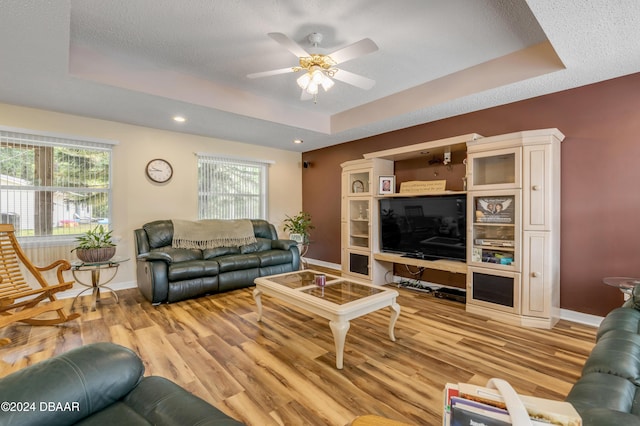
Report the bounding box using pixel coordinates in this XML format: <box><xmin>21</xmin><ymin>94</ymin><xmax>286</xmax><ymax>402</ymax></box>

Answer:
<box><xmin>247</xmin><ymin>67</ymin><xmax>296</xmax><ymax>79</ymax></box>
<box><xmin>332</xmin><ymin>69</ymin><xmax>376</xmax><ymax>90</ymax></box>
<box><xmin>268</xmin><ymin>32</ymin><xmax>310</xmax><ymax>58</ymax></box>
<box><xmin>328</xmin><ymin>38</ymin><xmax>378</xmax><ymax>64</ymax></box>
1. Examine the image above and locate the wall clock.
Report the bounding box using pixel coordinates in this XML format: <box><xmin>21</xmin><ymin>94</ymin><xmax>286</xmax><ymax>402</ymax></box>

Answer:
<box><xmin>146</xmin><ymin>158</ymin><xmax>173</xmax><ymax>183</ymax></box>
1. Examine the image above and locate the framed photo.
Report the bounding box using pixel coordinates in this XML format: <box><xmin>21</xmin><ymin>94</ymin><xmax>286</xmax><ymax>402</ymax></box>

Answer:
<box><xmin>379</xmin><ymin>176</ymin><xmax>395</xmax><ymax>195</ymax></box>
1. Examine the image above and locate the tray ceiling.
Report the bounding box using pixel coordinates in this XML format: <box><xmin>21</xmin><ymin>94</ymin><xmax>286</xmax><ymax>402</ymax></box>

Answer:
<box><xmin>0</xmin><ymin>1</ymin><xmax>639</xmax><ymax>151</ymax></box>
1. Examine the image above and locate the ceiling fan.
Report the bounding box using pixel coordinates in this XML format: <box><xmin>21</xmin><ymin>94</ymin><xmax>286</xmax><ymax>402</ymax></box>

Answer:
<box><xmin>247</xmin><ymin>32</ymin><xmax>378</xmax><ymax>101</ymax></box>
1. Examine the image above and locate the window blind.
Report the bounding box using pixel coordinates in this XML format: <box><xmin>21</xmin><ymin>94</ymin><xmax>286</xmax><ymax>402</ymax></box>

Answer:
<box><xmin>197</xmin><ymin>154</ymin><xmax>269</xmax><ymax>220</ymax></box>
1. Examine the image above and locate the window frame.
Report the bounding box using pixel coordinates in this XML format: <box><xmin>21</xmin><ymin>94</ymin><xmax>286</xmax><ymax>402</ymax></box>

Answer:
<box><xmin>196</xmin><ymin>153</ymin><xmax>272</xmax><ymax>220</ymax></box>
<box><xmin>0</xmin><ymin>125</ymin><xmax>117</xmax><ymax>244</ymax></box>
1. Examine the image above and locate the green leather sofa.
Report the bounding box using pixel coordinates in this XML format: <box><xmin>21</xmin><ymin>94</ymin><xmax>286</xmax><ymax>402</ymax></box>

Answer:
<box><xmin>0</xmin><ymin>342</ymin><xmax>244</xmax><ymax>425</ymax></box>
<box><xmin>565</xmin><ymin>292</ymin><xmax>640</xmax><ymax>425</ymax></box>
<box><xmin>134</xmin><ymin>219</ymin><xmax>300</xmax><ymax>304</ymax></box>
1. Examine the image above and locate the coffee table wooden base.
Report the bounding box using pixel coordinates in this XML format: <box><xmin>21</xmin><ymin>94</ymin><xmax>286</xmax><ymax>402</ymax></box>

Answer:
<box><xmin>253</xmin><ymin>277</ymin><xmax>400</xmax><ymax>369</ymax></box>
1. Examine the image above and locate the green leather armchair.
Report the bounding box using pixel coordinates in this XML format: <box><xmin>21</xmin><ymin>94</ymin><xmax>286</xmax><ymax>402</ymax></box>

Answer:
<box><xmin>0</xmin><ymin>342</ymin><xmax>244</xmax><ymax>425</ymax></box>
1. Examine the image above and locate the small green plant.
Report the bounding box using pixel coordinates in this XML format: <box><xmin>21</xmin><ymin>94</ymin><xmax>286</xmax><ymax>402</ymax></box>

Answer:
<box><xmin>283</xmin><ymin>211</ymin><xmax>314</xmax><ymax>244</ymax></box>
<box><xmin>71</xmin><ymin>225</ymin><xmax>115</xmax><ymax>251</ymax></box>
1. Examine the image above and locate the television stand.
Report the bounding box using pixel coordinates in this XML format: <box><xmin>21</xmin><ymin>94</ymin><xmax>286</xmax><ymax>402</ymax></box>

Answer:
<box><xmin>373</xmin><ymin>252</ymin><xmax>467</xmax><ymax>275</ymax></box>
<box><xmin>401</xmin><ymin>253</ymin><xmax>440</xmax><ymax>261</ymax></box>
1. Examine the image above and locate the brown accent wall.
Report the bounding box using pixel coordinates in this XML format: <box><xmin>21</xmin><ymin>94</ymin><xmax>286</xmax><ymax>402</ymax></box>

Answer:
<box><xmin>302</xmin><ymin>72</ymin><xmax>640</xmax><ymax>317</ymax></box>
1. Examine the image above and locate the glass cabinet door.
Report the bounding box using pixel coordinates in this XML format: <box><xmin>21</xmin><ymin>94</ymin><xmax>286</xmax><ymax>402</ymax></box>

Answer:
<box><xmin>348</xmin><ymin>198</ymin><xmax>370</xmax><ymax>249</ymax></box>
<box><xmin>468</xmin><ymin>191</ymin><xmax>520</xmax><ymax>272</ymax></box>
<box><xmin>467</xmin><ymin>147</ymin><xmax>521</xmax><ymax>190</ymax></box>
<box><xmin>348</xmin><ymin>171</ymin><xmax>371</xmax><ymax>195</ymax></box>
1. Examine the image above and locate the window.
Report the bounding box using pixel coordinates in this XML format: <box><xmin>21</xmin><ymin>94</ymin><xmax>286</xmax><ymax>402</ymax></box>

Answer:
<box><xmin>197</xmin><ymin>154</ymin><xmax>270</xmax><ymax>220</ymax></box>
<box><xmin>0</xmin><ymin>127</ymin><xmax>114</xmax><ymax>240</ymax></box>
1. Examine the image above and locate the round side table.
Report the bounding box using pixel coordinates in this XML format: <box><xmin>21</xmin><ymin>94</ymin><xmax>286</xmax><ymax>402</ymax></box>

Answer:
<box><xmin>71</xmin><ymin>256</ymin><xmax>129</xmax><ymax>311</ymax></box>
<box><xmin>603</xmin><ymin>276</ymin><xmax>640</xmax><ymax>300</ymax></box>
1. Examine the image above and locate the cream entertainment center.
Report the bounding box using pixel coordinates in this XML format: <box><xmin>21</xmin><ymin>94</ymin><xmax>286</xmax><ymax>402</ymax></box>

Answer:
<box><xmin>340</xmin><ymin>129</ymin><xmax>564</xmax><ymax>329</ymax></box>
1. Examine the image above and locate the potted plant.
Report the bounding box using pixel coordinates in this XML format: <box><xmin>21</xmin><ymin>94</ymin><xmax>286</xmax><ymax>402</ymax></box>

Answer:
<box><xmin>283</xmin><ymin>211</ymin><xmax>314</xmax><ymax>245</ymax></box>
<box><xmin>71</xmin><ymin>225</ymin><xmax>116</xmax><ymax>263</ymax></box>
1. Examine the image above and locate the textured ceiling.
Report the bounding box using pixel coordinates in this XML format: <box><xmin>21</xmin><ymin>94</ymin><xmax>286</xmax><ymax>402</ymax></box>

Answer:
<box><xmin>0</xmin><ymin>1</ymin><xmax>639</xmax><ymax>152</ymax></box>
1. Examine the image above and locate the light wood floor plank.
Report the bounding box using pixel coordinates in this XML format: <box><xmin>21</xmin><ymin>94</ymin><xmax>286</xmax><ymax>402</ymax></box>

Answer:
<box><xmin>0</xmin><ymin>277</ymin><xmax>597</xmax><ymax>426</ymax></box>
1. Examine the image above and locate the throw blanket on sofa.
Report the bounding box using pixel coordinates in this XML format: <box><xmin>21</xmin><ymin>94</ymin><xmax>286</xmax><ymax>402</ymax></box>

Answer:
<box><xmin>172</xmin><ymin>219</ymin><xmax>257</xmax><ymax>249</ymax></box>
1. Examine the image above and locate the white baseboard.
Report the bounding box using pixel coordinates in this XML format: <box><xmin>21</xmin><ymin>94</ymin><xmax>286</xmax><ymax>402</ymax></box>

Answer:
<box><xmin>304</xmin><ymin>257</ymin><xmax>341</xmax><ymax>271</ymax></box>
<box><xmin>559</xmin><ymin>309</ymin><xmax>603</xmax><ymax>328</ymax></box>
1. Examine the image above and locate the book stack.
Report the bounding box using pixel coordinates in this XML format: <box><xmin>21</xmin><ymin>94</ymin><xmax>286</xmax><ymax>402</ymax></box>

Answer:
<box><xmin>443</xmin><ymin>381</ymin><xmax>582</xmax><ymax>426</ymax></box>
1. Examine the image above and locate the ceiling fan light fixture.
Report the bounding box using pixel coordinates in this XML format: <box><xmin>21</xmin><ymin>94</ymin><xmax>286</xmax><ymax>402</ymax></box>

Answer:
<box><xmin>296</xmin><ymin>72</ymin><xmax>311</xmax><ymax>89</ymax></box>
<box><xmin>249</xmin><ymin>32</ymin><xmax>378</xmax><ymax>102</ymax></box>
<box><xmin>321</xmin><ymin>76</ymin><xmax>334</xmax><ymax>91</ymax></box>
<box><xmin>306</xmin><ymin>82</ymin><xmax>319</xmax><ymax>95</ymax></box>
<box><xmin>311</xmin><ymin>68</ymin><xmax>324</xmax><ymax>84</ymax></box>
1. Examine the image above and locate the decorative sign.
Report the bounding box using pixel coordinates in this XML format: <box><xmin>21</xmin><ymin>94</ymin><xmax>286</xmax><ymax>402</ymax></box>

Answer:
<box><xmin>399</xmin><ymin>180</ymin><xmax>447</xmax><ymax>194</ymax></box>
<box><xmin>474</xmin><ymin>195</ymin><xmax>515</xmax><ymax>224</ymax></box>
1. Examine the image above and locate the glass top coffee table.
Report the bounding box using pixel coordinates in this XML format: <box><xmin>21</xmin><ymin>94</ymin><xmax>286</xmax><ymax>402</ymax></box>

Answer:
<box><xmin>253</xmin><ymin>270</ymin><xmax>401</xmax><ymax>369</ymax></box>
<box><xmin>603</xmin><ymin>276</ymin><xmax>640</xmax><ymax>297</ymax></box>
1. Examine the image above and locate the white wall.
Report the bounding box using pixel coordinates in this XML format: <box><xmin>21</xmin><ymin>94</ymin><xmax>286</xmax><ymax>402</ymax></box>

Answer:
<box><xmin>0</xmin><ymin>102</ymin><xmax>303</xmax><ymax>291</ymax></box>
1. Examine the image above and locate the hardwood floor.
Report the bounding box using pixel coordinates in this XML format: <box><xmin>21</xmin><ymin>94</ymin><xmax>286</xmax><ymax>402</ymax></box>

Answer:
<box><xmin>0</xmin><ymin>274</ymin><xmax>596</xmax><ymax>426</ymax></box>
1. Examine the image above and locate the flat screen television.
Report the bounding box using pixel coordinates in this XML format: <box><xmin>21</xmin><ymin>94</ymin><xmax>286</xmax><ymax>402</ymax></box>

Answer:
<box><xmin>379</xmin><ymin>194</ymin><xmax>466</xmax><ymax>262</ymax></box>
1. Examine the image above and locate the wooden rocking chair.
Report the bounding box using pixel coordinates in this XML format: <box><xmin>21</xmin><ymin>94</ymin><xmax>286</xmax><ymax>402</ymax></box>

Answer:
<box><xmin>0</xmin><ymin>224</ymin><xmax>80</xmax><ymax>346</ymax></box>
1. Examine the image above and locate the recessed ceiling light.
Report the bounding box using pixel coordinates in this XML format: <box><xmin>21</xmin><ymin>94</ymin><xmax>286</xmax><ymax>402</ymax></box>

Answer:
<box><xmin>293</xmin><ymin>139</ymin><xmax>303</xmax><ymax>144</ymax></box>
<box><xmin>173</xmin><ymin>116</ymin><xmax>186</xmax><ymax>123</ymax></box>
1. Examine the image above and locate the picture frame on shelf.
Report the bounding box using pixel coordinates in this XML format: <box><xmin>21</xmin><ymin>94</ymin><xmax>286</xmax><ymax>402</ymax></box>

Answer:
<box><xmin>379</xmin><ymin>176</ymin><xmax>395</xmax><ymax>195</ymax></box>
<box><xmin>474</xmin><ymin>195</ymin><xmax>515</xmax><ymax>224</ymax></box>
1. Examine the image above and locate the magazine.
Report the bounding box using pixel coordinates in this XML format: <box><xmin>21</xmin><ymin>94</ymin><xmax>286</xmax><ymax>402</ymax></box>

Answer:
<box><xmin>443</xmin><ymin>382</ymin><xmax>582</xmax><ymax>426</ymax></box>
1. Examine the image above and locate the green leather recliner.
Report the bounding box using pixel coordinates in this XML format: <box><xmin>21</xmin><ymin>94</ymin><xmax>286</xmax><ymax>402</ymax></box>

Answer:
<box><xmin>565</xmin><ymin>286</ymin><xmax>640</xmax><ymax>425</ymax></box>
<box><xmin>0</xmin><ymin>342</ymin><xmax>244</xmax><ymax>425</ymax></box>
<box><xmin>134</xmin><ymin>219</ymin><xmax>300</xmax><ymax>304</ymax></box>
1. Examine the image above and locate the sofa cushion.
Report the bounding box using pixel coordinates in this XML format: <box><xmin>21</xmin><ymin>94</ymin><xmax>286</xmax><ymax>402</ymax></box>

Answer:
<box><xmin>217</xmin><ymin>254</ymin><xmax>260</xmax><ymax>272</ymax></box>
<box><xmin>74</xmin><ymin>402</ymin><xmax>150</xmax><ymax>425</ymax></box>
<box><xmin>151</xmin><ymin>247</ymin><xmax>203</xmax><ymax>263</ymax></box>
<box><xmin>240</xmin><ymin>238</ymin><xmax>272</xmax><ymax>254</ymax></box>
<box><xmin>582</xmin><ymin>330</ymin><xmax>640</xmax><ymax>384</ymax></box>
<box><xmin>0</xmin><ymin>343</ymin><xmax>144</xmax><ymax>426</ymax></box>
<box><xmin>597</xmin><ymin>307</ymin><xmax>640</xmax><ymax>341</ymax></box>
<box><xmin>124</xmin><ymin>376</ymin><xmax>244</xmax><ymax>426</ymax></box>
<box><xmin>167</xmin><ymin>277</ymin><xmax>219</xmax><ymax>303</ymax></box>
<box><xmin>566</xmin><ymin>372</ymin><xmax>640</xmax><ymax>420</ymax></box>
<box><xmin>143</xmin><ymin>220</ymin><xmax>174</xmax><ymax>249</ymax></box>
<box><xmin>257</xmin><ymin>249</ymin><xmax>294</xmax><ymax>267</ymax></box>
<box><xmin>219</xmin><ymin>269</ymin><xmax>260</xmax><ymax>293</ymax></box>
<box><xmin>251</xmin><ymin>219</ymin><xmax>276</xmax><ymax>239</ymax></box>
<box><xmin>168</xmin><ymin>260</ymin><xmax>219</xmax><ymax>281</ymax></box>
<box><xmin>271</xmin><ymin>239</ymin><xmax>297</xmax><ymax>250</ymax></box>
<box><xmin>203</xmin><ymin>246</ymin><xmax>240</xmax><ymax>259</ymax></box>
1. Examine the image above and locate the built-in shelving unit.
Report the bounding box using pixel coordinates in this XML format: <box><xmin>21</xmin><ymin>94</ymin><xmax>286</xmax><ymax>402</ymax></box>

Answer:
<box><xmin>465</xmin><ymin>129</ymin><xmax>564</xmax><ymax>329</ymax></box>
<box><xmin>341</xmin><ymin>136</ymin><xmax>477</xmax><ymax>286</ymax></box>
<box><xmin>340</xmin><ymin>158</ymin><xmax>394</xmax><ymax>283</ymax></box>
<box><xmin>341</xmin><ymin>129</ymin><xmax>563</xmax><ymax>329</ymax></box>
